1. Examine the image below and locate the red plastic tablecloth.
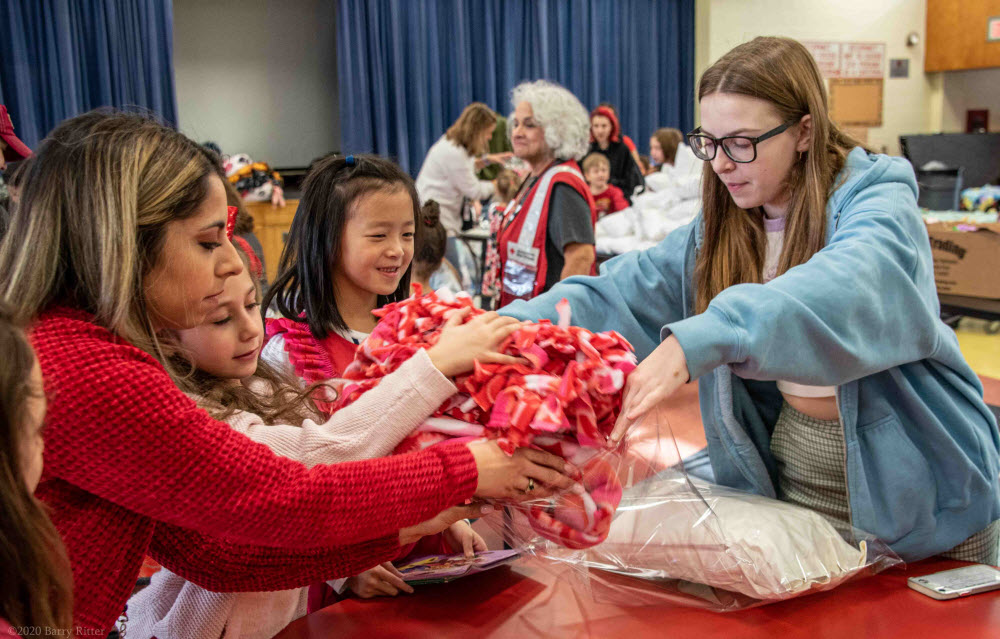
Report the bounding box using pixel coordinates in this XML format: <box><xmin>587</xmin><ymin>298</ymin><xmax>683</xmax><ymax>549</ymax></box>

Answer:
<box><xmin>274</xmin><ymin>557</ymin><xmax>998</xmax><ymax>639</ymax></box>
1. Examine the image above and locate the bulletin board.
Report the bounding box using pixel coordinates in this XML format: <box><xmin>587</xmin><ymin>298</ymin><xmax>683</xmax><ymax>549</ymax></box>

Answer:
<box><xmin>828</xmin><ymin>78</ymin><xmax>883</xmax><ymax>127</ymax></box>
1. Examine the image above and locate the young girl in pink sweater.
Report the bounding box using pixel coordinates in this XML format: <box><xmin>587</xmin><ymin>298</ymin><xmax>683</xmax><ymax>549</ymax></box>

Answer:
<box><xmin>128</xmin><ymin>241</ymin><xmax>507</xmax><ymax>639</ymax></box>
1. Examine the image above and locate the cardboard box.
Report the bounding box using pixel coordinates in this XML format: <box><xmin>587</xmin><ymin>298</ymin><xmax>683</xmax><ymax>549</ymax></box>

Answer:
<box><xmin>925</xmin><ymin>222</ymin><xmax>1000</xmax><ymax>299</ymax></box>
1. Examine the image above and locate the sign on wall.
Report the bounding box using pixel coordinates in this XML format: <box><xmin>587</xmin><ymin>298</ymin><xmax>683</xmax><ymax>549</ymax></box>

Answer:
<box><xmin>829</xmin><ymin>78</ymin><xmax>884</xmax><ymax>127</ymax></box>
<box><xmin>803</xmin><ymin>41</ymin><xmax>886</xmax><ymax>78</ymax></box>
<box><xmin>840</xmin><ymin>43</ymin><xmax>886</xmax><ymax>78</ymax></box>
<box><xmin>805</xmin><ymin>41</ymin><xmax>841</xmax><ymax>77</ymax></box>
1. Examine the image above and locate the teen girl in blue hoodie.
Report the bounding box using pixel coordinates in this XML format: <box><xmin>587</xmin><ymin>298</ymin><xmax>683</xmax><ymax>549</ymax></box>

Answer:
<box><xmin>504</xmin><ymin>36</ymin><xmax>1000</xmax><ymax>563</ymax></box>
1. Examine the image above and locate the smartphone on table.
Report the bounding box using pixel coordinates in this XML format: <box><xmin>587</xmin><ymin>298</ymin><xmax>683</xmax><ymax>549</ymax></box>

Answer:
<box><xmin>907</xmin><ymin>564</ymin><xmax>1000</xmax><ymax>600</ymax></box>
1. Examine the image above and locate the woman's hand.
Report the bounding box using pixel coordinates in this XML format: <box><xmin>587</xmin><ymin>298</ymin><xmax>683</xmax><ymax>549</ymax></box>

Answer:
<box><xmin>426</xmin><ymin>309</ymin><xmax>525</xmax><ymax>377</ymax></box>
<box><xmin>486</xmin><ymin>152</ymin><xmax>514</xmax><ymax>165</ymax></box>
<box><xmin>442</xmin><ymin>520</ymin><xmax>488</xmax><ymax>558</ymax></box>
<box><xmin>475</xmin><ymin>153</ymin><xmax>513</xmax><ymax>170</ymax></box>
<box><xmin>467</xmin><ymin>440</ymin><xmax>578</xmax><ymax>500</ymax></box>
<box><xmin>346</xmin><ymin>562</ymin><xmax>414</xmax><ymax>598</ymax></box>
<box><xmin>398</xmin><ymin>502</ymin><xmax>493</xmax><ymax>546</ymax></box>
<box><xmin>611</xmin><ymin>335</ymin><xmax>689</xmax><ymax>443</ymax></box>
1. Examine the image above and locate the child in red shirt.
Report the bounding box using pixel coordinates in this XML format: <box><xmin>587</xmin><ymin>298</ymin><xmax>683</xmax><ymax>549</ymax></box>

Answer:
<box><xmin>582</xmin><ymin>152</ymin><xmax>628</xmax><ymax>219</ymax></box>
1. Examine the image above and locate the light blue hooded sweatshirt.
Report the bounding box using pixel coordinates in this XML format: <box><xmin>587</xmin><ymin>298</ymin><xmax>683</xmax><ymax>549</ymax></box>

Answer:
<box><xmin>503</xmin><ymin>148</ymin><xmax>1000</xmax><ymax>562</ymax></box>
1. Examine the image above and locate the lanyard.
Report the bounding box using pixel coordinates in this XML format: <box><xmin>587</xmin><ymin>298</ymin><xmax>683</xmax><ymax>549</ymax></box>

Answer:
<box><xmin>500</xmin><ymin>160</ymin><xmax>560</xmax><ymax>237</ymax></box>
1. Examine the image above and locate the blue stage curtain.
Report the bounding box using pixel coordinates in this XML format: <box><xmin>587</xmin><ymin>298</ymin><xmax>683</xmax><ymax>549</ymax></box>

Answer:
<box><xmin>337</xmin><ymin>0</ymin><xmax>695</xmax><ymax>175</ymax></box>
<box><xmin>0</xmin><ymin>0</ymin><xmax>177</xmax><ymax>148</ymax></box>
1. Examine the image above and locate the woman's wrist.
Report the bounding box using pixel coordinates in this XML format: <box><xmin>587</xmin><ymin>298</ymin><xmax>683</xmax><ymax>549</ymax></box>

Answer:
<box><xmin>665</xmin><ymin>334</ymin><xmax>691</xmax><ymax>384</ymax></box>
<box><xmin>665</xmin><ymin>307</ymin><xmax>736</xmax><ymax>382</ymax></box>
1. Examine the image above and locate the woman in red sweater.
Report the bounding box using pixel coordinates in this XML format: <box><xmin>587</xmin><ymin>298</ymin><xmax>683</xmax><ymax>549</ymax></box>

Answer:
<box><xmin>0</xmin><ymin>111</ymin><xmax>574</xmax><ymax>634</ymax></box>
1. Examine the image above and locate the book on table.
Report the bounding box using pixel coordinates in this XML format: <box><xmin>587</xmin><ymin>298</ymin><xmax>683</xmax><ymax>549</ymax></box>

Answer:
<box><xmin>397</xmin><ymin>549</ymin><xmax>522</xmax><ymax>584</ymax></box>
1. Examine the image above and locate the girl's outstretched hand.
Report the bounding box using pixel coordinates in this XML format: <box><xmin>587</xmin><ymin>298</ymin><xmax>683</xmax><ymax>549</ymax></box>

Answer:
<box><xmin>611</xmin><ymin>335</ymin><xmax>689</xmax><ymax>443</ymax></box>
<box><xmin>426</xmin><ymin>309</ymin><xmax>526</xmax><ymax>377</ymax></box>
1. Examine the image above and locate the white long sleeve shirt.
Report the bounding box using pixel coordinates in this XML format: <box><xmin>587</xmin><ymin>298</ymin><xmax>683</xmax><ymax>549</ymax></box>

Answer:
<box><xmin>126</xmin><ymin>349</ymin><xmax>457</xmax><ymax>639</ymax></box>
<box><xmin>415</xmin><ymin>136</ymin><xmax>495</xmax><ymax>235</ymax></box>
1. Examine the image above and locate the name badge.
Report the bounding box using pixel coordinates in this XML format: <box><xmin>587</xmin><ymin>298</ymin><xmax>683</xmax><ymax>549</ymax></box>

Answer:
<box><xmin>508</xmin><ymin>242</ymin><xmax>540</xmax><ymax>268</ymax></box>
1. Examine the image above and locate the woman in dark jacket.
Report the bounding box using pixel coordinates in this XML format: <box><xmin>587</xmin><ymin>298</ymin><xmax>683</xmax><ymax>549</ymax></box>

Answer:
<box><xmin>587</xmin><ymin>106</ymin><xmax>644</xmax><ymax>203</ymax></box>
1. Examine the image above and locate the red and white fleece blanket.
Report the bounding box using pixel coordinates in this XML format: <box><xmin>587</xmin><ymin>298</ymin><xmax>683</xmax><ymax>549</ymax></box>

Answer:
<box><xmin>333</xmin><ymin>287</ymin><xmax>637</xmax><ymax>549</ymax></box>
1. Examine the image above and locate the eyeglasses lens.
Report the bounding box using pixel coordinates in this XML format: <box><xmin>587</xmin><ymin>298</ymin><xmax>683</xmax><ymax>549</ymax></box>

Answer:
<box><xmin>722</xmin><ymin>138</ymin><xmax>755</xmax><ymax>162</ymax></box>
<box><xmin>690</xmin><ymin>135</ymin><xmax>716</xmax><ymax>160</ymax></box>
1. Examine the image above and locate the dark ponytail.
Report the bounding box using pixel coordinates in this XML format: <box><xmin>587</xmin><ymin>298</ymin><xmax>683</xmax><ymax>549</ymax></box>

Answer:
<box><xmin>414</xmin><ymin>200</ymin><xmax>448</xmax><ymax>281</ymax></box>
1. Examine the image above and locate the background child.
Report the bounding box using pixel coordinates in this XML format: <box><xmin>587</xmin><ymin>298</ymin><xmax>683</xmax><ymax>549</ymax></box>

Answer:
<box><xmin>0</xmin><ymin>302</ymin><xmax>73</xmax><ymax>636</ymax></box>
<box><xmin>649</xmin><ymin>127</ymin><xmax>684</xmax><ymax>169</ymax></box>
<box><xmin>128</xmin><ymin>242</ymin><xmax>497</xmax><ymax>639</ymax></box>
<box><xmin>490</xmin><ymin>168</ymin><xmax>522</xmax><ymax>209</ymax></box>
<box><xmin>412</xmin><ymin>200</ymin><xmax>461</xmax><ymax>296</ymax></box>
<box><xmin>648</xmin><ymin>127</ymin><xmax>702</xmax><ymax>198</ymax></box>
<box><xmin>582</xmin><ymin>152</ymin><xmax>628</xmax><ymax>219</ymax></box>
<box><xmin>262</xmin><ymin>154</ymin><xmax>524</xmax><ymax>382</ymax></box>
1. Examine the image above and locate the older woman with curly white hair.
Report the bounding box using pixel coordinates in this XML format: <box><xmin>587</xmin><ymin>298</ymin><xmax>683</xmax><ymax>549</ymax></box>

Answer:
<box><xmin>495</xmin><ymin>80</ymin><xmax>597</xmax><ymax>307</ymax></box>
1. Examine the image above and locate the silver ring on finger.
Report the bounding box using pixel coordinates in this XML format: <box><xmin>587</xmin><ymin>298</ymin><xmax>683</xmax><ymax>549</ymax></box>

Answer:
<box><xmin>527</xmin><ymin>477</ymin><xmax>535</xmax><ymax>492</ymax></box>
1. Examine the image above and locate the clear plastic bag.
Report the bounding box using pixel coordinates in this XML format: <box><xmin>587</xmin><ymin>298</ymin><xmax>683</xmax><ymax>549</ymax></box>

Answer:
<box><xmin>329</xmin><ymin>289</ymin><xmax>901</xmax><ymax>610</ymax></box>
<box><xmin>481</xmin><ymin>405</ymin><xmax>902</xmax><ymax>611</ymax></box>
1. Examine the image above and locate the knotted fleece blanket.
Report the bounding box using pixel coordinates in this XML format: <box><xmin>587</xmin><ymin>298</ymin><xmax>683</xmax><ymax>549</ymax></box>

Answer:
<box><xmin>333</xmin><ymin>287</ymin><xmax>637</xmax><ymax>549</ymax></box>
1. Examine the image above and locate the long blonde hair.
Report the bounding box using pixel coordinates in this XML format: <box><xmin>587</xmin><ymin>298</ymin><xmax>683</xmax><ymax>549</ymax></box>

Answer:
<box><xmin>0</xmin><ymin>110</ymin><xmax>223</xmax><ymax>363</ymax></box>
<box><xmin>445</xmin><ymin>102</ymin><xmax>497</xmax><ymax>156</ymax></box>
<box><xmin>694</xmin><ymin>37</ymin><xmax>864</xmax><ymax>313</ymax></box>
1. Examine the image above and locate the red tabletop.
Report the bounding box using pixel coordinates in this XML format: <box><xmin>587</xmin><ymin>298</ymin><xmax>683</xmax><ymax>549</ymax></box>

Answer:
<box><xmin>275</xmin><ymin>557</ymin><xmax>999</xmax><ymax>639</ymax></box>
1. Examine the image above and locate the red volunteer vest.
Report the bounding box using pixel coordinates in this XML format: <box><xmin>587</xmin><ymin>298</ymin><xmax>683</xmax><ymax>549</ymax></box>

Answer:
<box><xmin>497</xmin><ymin>160</ymin><xmax>597</xmax><ymax>307</ymax></box>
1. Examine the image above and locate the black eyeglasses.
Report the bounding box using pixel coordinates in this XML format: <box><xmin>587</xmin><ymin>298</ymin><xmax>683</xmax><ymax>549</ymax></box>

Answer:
<box><xmin>686</xmin><ymin>121</ymin><xmax>796</xmax><ymax>163</ymax></box>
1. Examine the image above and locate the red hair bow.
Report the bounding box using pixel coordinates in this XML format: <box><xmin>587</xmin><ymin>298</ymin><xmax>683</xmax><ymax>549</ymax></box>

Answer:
<box><xmin>225</xmin><ymin>205</ymin><xmax>238</xmax><ymax>240</ymax></box>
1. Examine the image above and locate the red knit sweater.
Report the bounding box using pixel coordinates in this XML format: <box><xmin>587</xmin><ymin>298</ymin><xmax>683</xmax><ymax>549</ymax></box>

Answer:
<box><xmin>30</xmin><ymin>307</ymin><xmax>478</xmax><ymax>634</ymax></box>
